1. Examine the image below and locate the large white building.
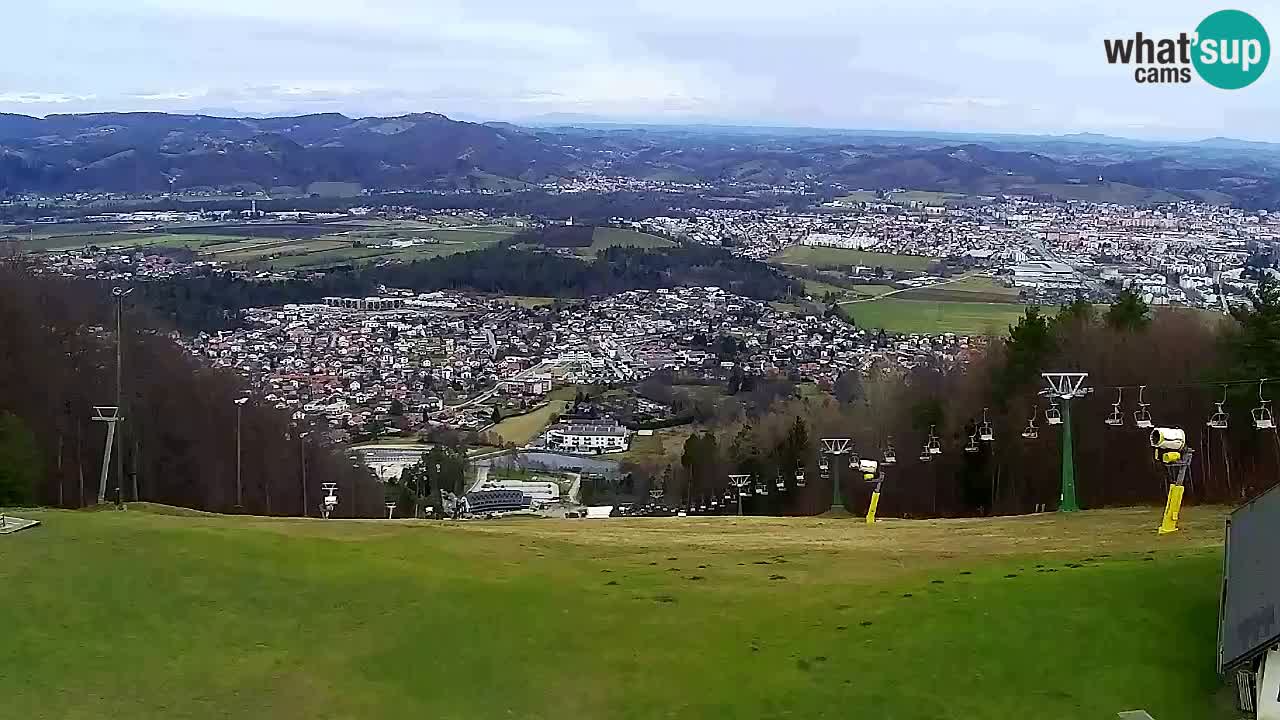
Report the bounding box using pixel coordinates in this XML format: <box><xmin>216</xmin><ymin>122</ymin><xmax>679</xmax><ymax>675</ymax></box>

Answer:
<box><xmin>1009</xmin><ymin>260</ymin><xmax>1079</xmax><ymax>290</ymax></box>
<box><xmin>546</xmin><ymin>419</ymin><xmax>631</xmax><ymax>454</ymax></box>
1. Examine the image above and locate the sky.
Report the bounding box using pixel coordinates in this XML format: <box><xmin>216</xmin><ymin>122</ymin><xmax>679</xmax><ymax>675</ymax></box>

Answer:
<box><xmin>4</xmin><ymin>0</ymin><xmax>1278</xmax><ymax>140</ymax></box>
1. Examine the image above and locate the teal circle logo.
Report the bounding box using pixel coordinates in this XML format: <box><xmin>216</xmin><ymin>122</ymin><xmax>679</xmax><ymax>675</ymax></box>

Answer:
<box><xmin>1193</xmin><ymin>10</ymin><xmax>1270</xmax><ymax>89</ymax></box>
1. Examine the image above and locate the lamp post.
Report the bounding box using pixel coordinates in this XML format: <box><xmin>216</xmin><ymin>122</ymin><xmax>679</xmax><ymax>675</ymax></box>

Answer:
<box><xmin>111</xmin><ymin>287</ymin><xmax>133</xmax><ymax>509</ymax></box>
<box><xmin>298</xmin><ymin>430</ymin><xmax>310</xmax><ymax>517</ymax></box>
<box><xmin>234</xmin><ymin>397</ymin><xmax>249</xmax><ymax>510</ymax></box>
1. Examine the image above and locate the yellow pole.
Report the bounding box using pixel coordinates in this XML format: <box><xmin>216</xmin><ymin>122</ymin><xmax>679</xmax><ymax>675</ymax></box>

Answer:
<box><xmin>866</xmin><ymin>490</ymin><xmax>881</xmax><ymax>524</ymax></box>
<box><xmin>1158</xmin><ymin>484</ymin><xmax>1184</xmax><ymax>535</ymax></box>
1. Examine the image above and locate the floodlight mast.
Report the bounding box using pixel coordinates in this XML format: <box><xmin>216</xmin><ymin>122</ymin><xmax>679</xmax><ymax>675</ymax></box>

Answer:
<box><xmin>1039</xmin><ymin>372</ymin><xmax>1091</xmax><ymax>512</ymax></box>
<box><xmin>820</xmin><ymin>438</ymin><xmax>852</xmax><ymax>513</ymax></box>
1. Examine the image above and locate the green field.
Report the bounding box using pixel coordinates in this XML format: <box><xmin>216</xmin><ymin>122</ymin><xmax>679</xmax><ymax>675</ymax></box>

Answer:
<box><xmin>771</xmin><ymin>246</ymin><xmax>937</xmax><ymax>272</ymax></box>
<box><xmin>842</xmin><ymin>298</ymin><xmax>1041</xmax><ymax>335</ymax></box>
<box><xmin>888</xmin><ymin>190</ymin><xmax>973</xmax><ymax>205</ymax></box>
<box><xmin>894</xmin><ymin>275</ymin><xmax>1021</xmax><ymax>303</ymax></box>
<box><xmin>570</xmin><ymin>227</ymin><xmax>675</xmax><ymax>257</ymax></box>
<box><xmin>0</xmin><ymin>506</ymin><xmax>1236</xmax><ymax>719</ymax></box>
<box><xmin>490</xmin><ymin>400</ymin><xmax>569</xmax><ymax>446</ymax></box>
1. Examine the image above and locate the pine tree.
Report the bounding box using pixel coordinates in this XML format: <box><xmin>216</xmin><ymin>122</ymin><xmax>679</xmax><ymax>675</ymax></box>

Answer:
<box><xmin>1105</xmin><ymin>289</ymin><xmax>1151</xmax><ymax>331</ymax></box>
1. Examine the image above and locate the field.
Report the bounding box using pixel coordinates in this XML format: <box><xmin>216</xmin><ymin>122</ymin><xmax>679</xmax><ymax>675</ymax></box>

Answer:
<box><xmin>888</xmin><ymin>189</ymin><xmax>972</xmax><ymax>205</ymax></box>
<box><xmin>582</xmin><ymin>227</ymin><xmax>674</xmax><ymax>255</ymax></box>
<box><xmin>894</xmin><ymin>275</ymin><xmax>1021</xmax><ymax>304</ymax></box>
<box><xmin>800</xmin><ymin>279</ymin><xmax>895</xmax><ymax>302</ymax></box>
<box><xmin>5</xmin><ymin>219</ymin><xmax>517</xmax><ymax>270</ymax></box>
<box><xmin>841</xmin><ymin>298</ymin><xmax>1039</xmax><ymax>335</ymax></box>
<box><xmin>0</xmin><ymin>506</ymin><xmax>1236</xmax><ymax>719</ymax></box>
<box><xmin>771</xmin><ymin>246</ymin><xmax>937</xmax><ymax>272</ymax></box>
<box><xmin>490</xmin><ymin>400</ymin><xmax>569</xmax><ymax>446</ymax></box>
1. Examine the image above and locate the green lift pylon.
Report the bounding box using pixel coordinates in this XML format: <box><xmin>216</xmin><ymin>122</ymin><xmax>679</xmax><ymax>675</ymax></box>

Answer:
<box><xmin>1041</xmin><ymin>372</ymin><xmax>1089</xmax><ymax>513</ymax></box>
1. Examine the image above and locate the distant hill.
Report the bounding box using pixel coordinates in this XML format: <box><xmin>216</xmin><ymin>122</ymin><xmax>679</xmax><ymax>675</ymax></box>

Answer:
<box><xmin>2</xmin><ymin>111</ymin><xmax>1279</xmax><ymax>207</ymax></box>
<box><xmin>0</xmin><ymin>111</ymin><xmax>576</xmax><ymax>194</ymax></box>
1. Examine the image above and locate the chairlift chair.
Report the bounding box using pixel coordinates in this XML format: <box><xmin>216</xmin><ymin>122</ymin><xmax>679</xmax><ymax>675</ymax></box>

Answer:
<box><xmin>794</xmin><ymin>467</ymin><xmax>806</xmax><ymax>487</ymax></box>
<box><xmin>918</xmin><ymin>444</ymin><xmax>933</xmax><ymax>463</ymax></box>
<box><xmin>775</xmin><ymin>473</ymin><xmax>786</xmax><ymax>491</ymax></box>
<box><xmin>1207</xmin><ymin>388</ymin><xmax>1229</xmax><ymax>430</ymax></box>
<box><xmin>964</xmin><ymin>432</ymin><xmax>979</xmax><ymax>453</ymax></box>
<box><xmin>1253</xmin><ymin>381</ymin><xmax>1275</xmax><ymax>430</ymax></box>
<box><xmin>1045</xmin><ymin>401</ymin><xmax>1063</xmax><ymax>426</ymax></box>
<box><xmin>1021</xmin><ymin>405</ymin><xmax>1039</xmax><ymax>439</ymax></box>
<box><xmin>757</xmin><ymin>481</ymin><xmax>770</xmax><ymax>496</ymax></box>
<box><xmin>1253</xmin><ymin>402</ymin><xmax>1275</xmax><ymax>430</ymax></box>
<box><xmin>848</xmin><ymin>454</ymin><xmax>860</xmax><ymax>469</ymax></box>
<box><xmin>1105</xmin><ymin>388</ymin><xmax>1124</xmax><ymax>427</ymax></box>
<box><xmin>882</xmin><ymin>442</ymin><xmax>897</xmax><ymax>465</ymax></box>
<box><xmin>926</xmin><ymin>425</ymin><xmax>942</xmax><ymax>455</ymax></box>
<box><xmin>978</xmin><ymin>408</ymin><xmax>994</xmax><ymax>442</ymax></box>
<box><xmin>1133</xmin><ymin>385</ymin><xmax>1154</xmax><ymax>429</ymax></box>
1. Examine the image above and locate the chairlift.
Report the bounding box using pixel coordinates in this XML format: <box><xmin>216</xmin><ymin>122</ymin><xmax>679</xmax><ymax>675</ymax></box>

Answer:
<box><xmin>757</xmin><ymin>480</ymin><xmax>770</xmax><ymax>496</ymax></box>
<box><xmin>848</xmin><ymin>454</ymin><xmax>860</xmax><ymax>469</ymax></box>
<box><xmin>794</xmin><ymin>467</ymin><xmax>806</xmax><ymax>487</ymax></box>
<box><xmin>1105</xmin><ymin>388</ymin><xmax>1124</xmax><ymax>427</ymax></box>
<box><xmin>918</xmin><ymin>444</ymin><xmax>933</xmax><ymax>463</ymax></box>
<box><xmin>818</xmin><ymin>456</ymin><xmax>830</xmax><ymax>472</ymax></box>
<box><xmin>775</xmin><ymin>473</ymin><xmax>786</xmax><ymax>491</ymax></box>
<box><xmin>1045</xmin><ymin>400</ymin><xmax>1063</xmax><ymax>426</ymax></box>
<box><xmin>1253</xmin><ymin>380</ymin><xmax>1275</xmax><ymax>430</ymax></box>
<box><xmin>1020</xmin><ymin>405</ymin><xmax>1039</xmax><ymax>439</ymax></box>
<box><xmin>1134</xmin><ymin>385</ymin><xmax>1153</xmax><ymax>429</ymax></box>
<box><xmin>1207</xmin><ymin>387</ymin><xmax>1229</xmax><ymax>430</ymax></box>
<box><xmin>964</xmin><ymin>432</ymin><xmax>979</xmax><ymax>453</ymax></box>
<box><xmin>926</xmin><ymin>425</ymin><xmax>942</xmax><ymax>455</ymax></box>
<box><xmin>882</xmin><ymin>440</ymin><xmax>897</xmax><ymax>465</ymax></box>
<box><xmin>978</xmin><ymin>407</ymin><xmax>994</xmax><ymax>442</ymax></box>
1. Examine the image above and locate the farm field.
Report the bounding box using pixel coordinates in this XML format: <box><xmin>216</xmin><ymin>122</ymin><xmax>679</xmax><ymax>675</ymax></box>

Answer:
<box><xmin>490</xmin><ymin>400</ymin><xmax>569</xmax><ymax>446</ymax></box>
<box><xmin>581</xmin><ymin>227</ymin><xmax>675</xmax><ymax>255</ymax></box>
<box><xmin>841</xmin><ymin>298</ymin><xmax>1041</xmax><ymax>335</ymax></box>
<box><xmin>894</xmin><ymin>275</ymin><xmax>1021</xmax><ymax>303</ymax></box>
<box><xmin>771</xmin><ymin>246</ymin><xmax>937</xmax><ymax>272</ymax></box>
<box><xmin>0</xmin><ymin>505</ymin><xmax>1236</xmax><ymax>720</ymax></box>
<box><xmin>800</xmin><ymin>279</ymin><xmax>895</xmax><ymax>301</ymax></box>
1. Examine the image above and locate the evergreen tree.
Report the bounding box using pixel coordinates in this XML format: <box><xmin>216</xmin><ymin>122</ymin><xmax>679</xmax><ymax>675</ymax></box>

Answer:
<box><xmin>1105</xmin><ymin>289</ymin><xmax>1151</xmax><ymax>332</ymax></box>
<box><xmin>0</xmin><ymin>412</ymin><xmax>40</xmax><ymax>505</ymax></box>
<box><xmin>1225</xmin><ymin>274</ymin><xmax>1280</xmax><ymax>380</ymax></box>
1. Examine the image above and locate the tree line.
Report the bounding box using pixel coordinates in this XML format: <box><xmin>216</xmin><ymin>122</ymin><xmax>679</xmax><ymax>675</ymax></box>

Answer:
<box><xmin>0</xmin><ymin>262</ymin><xmax>386</xmax><ymax>516</ymax></box>
<box><xmin>138</xmin><ymin>243</ymin><xmax>801</xmax><ymax>332</ymax></box>
<box><xmin>630</xmin><ymin>286</ymin><xmax>1280</xmax><ymax>517</ymax></box>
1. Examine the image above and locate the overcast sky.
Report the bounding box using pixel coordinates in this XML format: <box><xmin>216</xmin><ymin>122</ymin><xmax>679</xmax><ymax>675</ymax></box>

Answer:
<box><xmin>4</xmin><ymin>0</ymin><xmax>1276</xmax><ymax>140</ymax></box>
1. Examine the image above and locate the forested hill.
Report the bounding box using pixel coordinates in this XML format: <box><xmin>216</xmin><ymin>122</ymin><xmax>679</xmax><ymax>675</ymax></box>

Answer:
<box><xmin>0</xmin><ymin>266</ymin><xmax>385</xmax><ymax>515</ymax></box>
<box><xmin>138</xmin><ymin>245</ymin><xmax>801</xmax><ymax>332</ymax></box>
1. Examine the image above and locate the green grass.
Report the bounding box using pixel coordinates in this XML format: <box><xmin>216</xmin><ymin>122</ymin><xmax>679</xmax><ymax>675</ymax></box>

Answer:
<box><xmin>894</xmin><ymin>276</ymin><xmax>1021</xmax><ymax>303</ymax></box>
<box><xmin>582</xmin><ymin>227</ymin><xmax>675</xmax><ymax>255</ymax></box>
<box><xmin>771</xmin><ymin>246</ymin><xmax>937</xmax><ymax>272</ymax></box>
<box><xmin>801</xmin><ymin>279</ymin><xmax>894</xmax><ymax>301</ymax></box>
<box><xmin>833</xmin><ymin>190</ymin><xmax>880</xmax><ymax>203</ymax></box>
<box><xmin>842</xmin><ymin>298</ymin><xmax>1042</xmax><ymax>335</ymax></box>
<box><xmin>490</xmin><ymin>400</ymin><xmax>569</xmax><ymax>446</ymax></box>
<box><xmin>0</xmin><ymin>506</ymin><xmax>1236</xmax><ymax>719</ymax></box>
<box><xmin>888</xmin><ymin>189</ymin><xmax>972</xmax><ymax>205</ymax></box>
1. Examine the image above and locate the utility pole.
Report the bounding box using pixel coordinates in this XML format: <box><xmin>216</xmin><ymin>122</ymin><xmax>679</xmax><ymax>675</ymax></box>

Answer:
<box><xmin>234</xmin><ymin>397</ymin><xmax>248</xmax><ymax>510</ymax></box>
<box><xmin>112</xmin><ymin>287</ymin><xmax>132</xmax><ymax>509</ymax></box>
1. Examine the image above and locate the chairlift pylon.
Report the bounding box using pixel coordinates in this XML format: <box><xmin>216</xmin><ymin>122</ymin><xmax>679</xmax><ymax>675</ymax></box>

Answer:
<box><xmin>1253</xmin><ymin>380</ymin><xmax>1275</xmax><ymax>430</ymax></box>
<box><xmin>1134</xmin><ymin>385</ymin><xmax>1154</xmax><ymax>429</ymax></box>
<box><xmin>1105</xmin><ymin>388</ymin><xmax>1124</xmax><ymax>427</ymax></box>
<box><xmin>1207</xmin><ymin>386</ymin><xmax>1229</xmax><ymax>430</ymax></box>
